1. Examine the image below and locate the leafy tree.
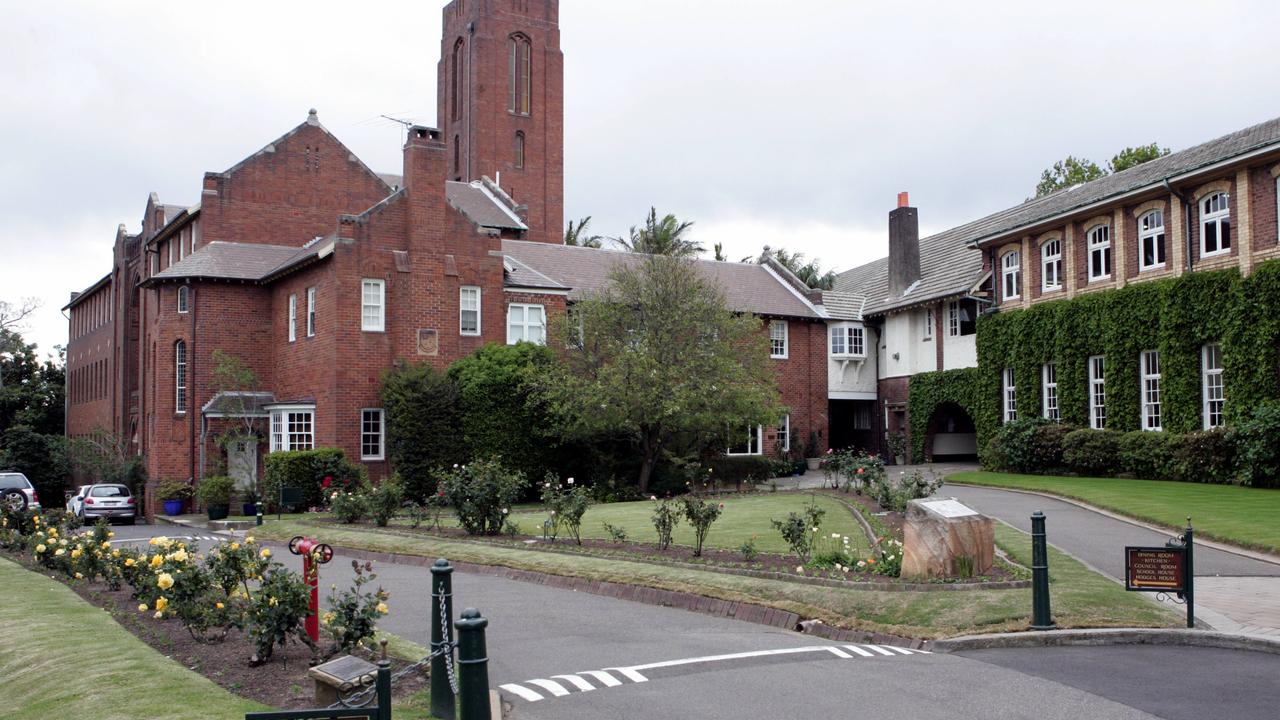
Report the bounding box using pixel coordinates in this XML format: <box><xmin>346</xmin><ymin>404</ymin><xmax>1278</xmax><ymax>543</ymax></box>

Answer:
<box><xmin>564</xmin><ymin>216</ymin><xmax>604</xmax><ymax>248</ymax></box>
<box><xmin>1108</xmin><ymin>143</ymin><xmax>1171</xmax><ymax>173</ymax></box>
<box><xmin>713</xmin><ymin>242</ymin><xmax>727</xmax><ymax>262</ymax></box>
<box><xmin>208</xmin><ymin>349</ymin><xmax>265</xmax><ymax>498</ymax></box>
<box><xmin>538</xmin><ymin>255</ymin><xmax>781</xmax><ymax>492</ymax></box>
<box><xmin>1</xmin><ymin>315</ymin><xmax>67</xmax><ymax>500</ymax></box>
<box><xmin>757</xmin><ymin>246</ymin><xmax>836</xmax><ymax>290</ymax></box>
<box><xmin>66</xmin><ymin>430</ymin><xmax>147</xmax><ymax>492</ymax></box>
<box><xmin>1034</xmin><ymin>156</ymin><xmax>1106</xmax><ymax>197</ymax></box>
<box><xmin>380</xmin><ymin>362</ymin><xmax>464</xmax><ymax>501</ymax></box>
<box><xmin>617</xmin><ymin>208</ymin><xmax>702</xmax><ymax>257</ymax></box>
<box><xmin>0</xmin><ymin>425</ymin><xmax>67</xmax><ymax>503</ymax></box>
<box><xmin>447</xmin><ymin>342</ymin><xmax>558</xmax><ymax>481</ymax></box>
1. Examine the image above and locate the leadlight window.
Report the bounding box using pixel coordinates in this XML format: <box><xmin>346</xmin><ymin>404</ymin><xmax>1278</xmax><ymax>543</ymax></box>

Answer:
<box><xmin>1201</xmin><ymin>192</ymin><xmax>1231</xmax><ymax>256</ymax></box>
<box><xmin>1041</xmin><ymin>239</ymin><xmax>1062</xmax><ymax>291</ymax></box>
<box><xmin>1202</xmin><ymin>343</ymin><xmax>1224</xmax><ymax>429</ymax></box>
<box><xmin>1141</xmin><ymin>350</ymin><xmax>1162</xmax><ymax>431</ymax></box>
<box><xmin>1088</xmin><ymin>225</ymin><xmax>1111</xmax><ymax>280</ymax></box>
<box><xmin>1089</xmin><ymin>355</ymin><xmax>1107</xmax><ymax>430</ymax></box>
<box><xmin>1139</xmin><ymin>210</ymin><xmax>1166</xmax><ymax>270</ymax></box>
<box><xmin>174</xmin><ymin>340</ymin><xmax>187</xmax><ymax>414</ymax></box>
<box><xmin>1002</xmin><ymin>250</ymin><xmax>1021</xmax><ymax>300</ymax></box>
<box><xmin>508</xmin><ymin>34</ymin><xmax>531</xmax><ymax>116</ymax></box>
<box><xmin>1003</xmin><ymin>368</ymin><xmax>1017</xmax><ymax>423</ymax></box>
<box><xmin>1042</xmin><ymin>362</ymin><xmax>1059</xmax><ymax>422</ymax></box>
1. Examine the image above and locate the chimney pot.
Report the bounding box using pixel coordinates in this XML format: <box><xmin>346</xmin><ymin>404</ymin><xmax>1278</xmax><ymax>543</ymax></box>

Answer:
<box><xmin>897</xmin><ymin>191</ymin><xmax>910</xmax><ymax>208</ymax></box>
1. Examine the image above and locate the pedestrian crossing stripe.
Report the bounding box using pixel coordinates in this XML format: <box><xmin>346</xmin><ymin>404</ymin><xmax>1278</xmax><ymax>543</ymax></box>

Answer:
<box><xmin>498</xmin><ymin>644</ymin><xmax>930</xmax><ymax>702</ymax></box>
<box><xmin>108</xmin><ymin>535</ymin><xmax>224</xmax><ymax>545</ymax></box>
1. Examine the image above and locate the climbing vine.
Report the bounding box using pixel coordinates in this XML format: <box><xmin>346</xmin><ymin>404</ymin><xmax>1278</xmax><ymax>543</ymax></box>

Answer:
<box><xmin>907</xmin><ymin>367</ymin><xmax>989</xmax><ymax>463</ymax></box>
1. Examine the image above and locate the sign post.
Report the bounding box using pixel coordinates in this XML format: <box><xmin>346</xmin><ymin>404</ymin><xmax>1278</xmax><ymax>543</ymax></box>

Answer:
<box><xmin>1124</xmin><ymin>517</ymin><xmax>1195</xmax><ymax>628</ymax></box>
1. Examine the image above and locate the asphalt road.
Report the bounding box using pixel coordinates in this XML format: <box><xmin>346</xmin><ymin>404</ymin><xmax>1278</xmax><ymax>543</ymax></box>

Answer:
<box><xmin>107</xmin><ymin>522</ymin><xmax>1280</xmax><ymax>719</ymax></box>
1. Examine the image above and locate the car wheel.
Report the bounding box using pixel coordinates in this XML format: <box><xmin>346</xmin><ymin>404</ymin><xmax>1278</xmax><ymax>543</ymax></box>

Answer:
<box><xmin>1</xmin><ymin>489</ymin><xmax>28</xmax><ymax>513</ymax></box>
<box><xmin>78</xmin><ymin>510</ymin><xmax>88</xmax><ymax>526</ymax></box>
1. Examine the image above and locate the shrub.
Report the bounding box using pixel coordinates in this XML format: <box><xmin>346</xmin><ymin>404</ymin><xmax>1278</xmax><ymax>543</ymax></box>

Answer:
<box><xmin>262</xmin><ymin>448</ymin><xmax>364</xmax><ymax>510</ymax></box>
<box><xmin>771</xmin><ymin>512</ymin><xmax>813</xmax><ymax>561</ymax></box>
<box><xmin>822</xmin><ymin>450</ymin><xmax>885</xmax><ymax>494</ymax></box>
<box><xmin>1227</xmin><ymin>401</ymin><xmax>1280</xmax><ymax>488</ymax></box>
<box><xmin>680</xmin><ymin>495</ymin><xmax>723</xmax><ymax>557</ymax></box>
<box><xmin>1174</xmin><ymin>428</ymin><xmax>1236</xmax><ymax>484</ymax></box>
<box><xmin>1119</xmin><ymin>431</ymin><xmax>1182</xmax><ymax>480</ymax></box>
<box><xmin>587</xmin><ymin>476</ymin><xmax>643</xmax><ymax>504</ymax></box>
<box><xmin>196</xmin><ymin>476</ymin><xmax>236</xmax><ymax>506</ymax></box>
<box><xmin>155</xmin><ymin>479</ymin><xmax>193</xmax><ymax>502</ymax></box>
<box><xmin>1062</xmin><ymin>429</ymin><xmax>1124</xmax><ymax>476</ymax></box>
<box><xmin>738</xmin><ymin>536</ymin><xmax>759</xmax><ymax>562</ymax></box>
<box><xmin>871</xmin><ymin>467</ymin><xmax>944</xmax><ymax>513</ymax></box>
<box><xmin>249</xmin><ymin>565</ymin><xmax>314</xmax><ymax>663</ymax></box>
<box><xmin>540</xmin><ymin>477</ymin><xmax>590</xmax><ymax>544</ymax></box>
<box><xmin>650</xmin><ymin>498</ymin><xmax>680</xmax><ymax>551</ymax></box>
<box><xmin>704</xmin><ymin>455</ymin><xmax>776</xmax><ymax>487</ymax></box>
<box><xmin>205</xmin><ymin>537</ymin><xmax>270</xmax><ymax>598</ymax></box>
<box><xmin>1030</xmin><ymin>423</ymin><xmax>1076</xmax><ymax>471</ymax></box>
<box><xmin>601</xmin><ymin>521</ymin><xmax>628</xmax><ymax>543</ymax></box>
<box><xmin>982</xmin><ymin>418</ymin><xmax>1052</xmax><ymax>472</ymax></box>
<box><xmin>330</xmin><ymin>491</ymin><xmax>369</xmax><ymax>524</ymax></box>
<box><xmin>323</xmin><ymin>560</ymin><xmax>389</xmax><ymax>659</ymax></box>
<box><xmin>368</xmin><ymin>479</ymin><xmax>405</xmax><ymax>527</ymax></box>
<box><xmin>381</xmin><ymin>362</ymin><xmax>465</xmax><ymax>502</ymax></box>
<box><xmin>439</xmin><ymin>459</ymin><xmax>527</xmax><ymax>535</ymax></box>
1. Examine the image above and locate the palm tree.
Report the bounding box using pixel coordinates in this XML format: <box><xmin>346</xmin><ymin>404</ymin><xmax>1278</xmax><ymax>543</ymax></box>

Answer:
<box><xmin>758</xmin><ymin>246</ymin><xmax>836</xmax><ymax>290</ymax></box>
<box><xmin>618</xmin><ymin>207</ymin><xmax>701</xmax><ymax>257</ymax></box>
<box><xmin>564</xmin><ymin>216</ymin><xmax>604</xmax><ymax>248</ymax></box>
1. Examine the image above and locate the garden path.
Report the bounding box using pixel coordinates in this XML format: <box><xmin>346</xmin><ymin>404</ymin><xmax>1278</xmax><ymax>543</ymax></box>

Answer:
<box><xmin>778</xmin><ymin>461</ymin><xmax>979</xmax><ymax>491</ymax></box>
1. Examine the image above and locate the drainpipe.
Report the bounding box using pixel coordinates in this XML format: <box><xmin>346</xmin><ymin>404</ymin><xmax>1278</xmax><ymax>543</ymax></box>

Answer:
<box><xmin>1163</xmin><ymin>178</ymin><xmax>1193</xmax><ymax>272</ymax></box>
<box><xmin>466</xmin><ymin>21</ymin><xmax>475</xmax><ymax>182</ymax></box>
<box><xmin>190</xmin><ymin>284</ymin><xmax>198</xmax><ymax>491</ymax></box>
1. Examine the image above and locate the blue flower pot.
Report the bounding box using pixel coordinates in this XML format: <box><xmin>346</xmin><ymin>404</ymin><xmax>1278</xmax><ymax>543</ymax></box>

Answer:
<box><xmin>163</xmin><ymin>499</ymin><xmax>184</xmax><ymax>516</ymax></box>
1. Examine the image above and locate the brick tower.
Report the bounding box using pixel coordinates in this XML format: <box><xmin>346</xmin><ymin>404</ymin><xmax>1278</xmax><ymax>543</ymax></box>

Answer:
<box><xmin>439</xmin><ymin>0</ymin><xmax>564</xmax><ymax>244</ymax></box>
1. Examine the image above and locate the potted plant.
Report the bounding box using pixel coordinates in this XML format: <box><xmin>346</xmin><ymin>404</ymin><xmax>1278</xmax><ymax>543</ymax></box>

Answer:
<box><xmin>196</xmin><ymin>476</ymin><xmax>236</xmax><ymax>521</ymax></box>
<box><xmin>805</xmin><ymin>430</ymin><xmax>824</xmax><ymax>471</ymax></box>
<box><xmin>240</xmin><ymin>488</ymin><xmax>259</xmax><ymax>517</ymax></box>
<box><xmin>886</xmin><ymin>431</ymin><xmax>909</xmax><ymax>466</ymax></box>
<box><xmin>156</xmin><ymin>480</ymin><xmax>193</xmax><ymax>516</ymax></box>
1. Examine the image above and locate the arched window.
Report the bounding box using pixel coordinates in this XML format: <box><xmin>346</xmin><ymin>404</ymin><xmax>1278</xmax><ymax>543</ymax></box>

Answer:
<box><xmin>514</xmin><ymin>131</ymin><xmax>525</xmax><ymax>169</ymax></box>
<box><xmin>1138</xmin><ymin>210</ymin><xmax>1165</xmax><ymax>270</ymax></box>
<box><xmin>177</xmin><ymin>285</ymin><xmax>189</xmax><ymax>313</ymax></box>
<box><xmin>1041</xmin><ymin>238</ymin><xmax>1062</xmax><ymax>291</ymax></box>
<box><xmin>451</xmin><ymin>38</ymin><xmax>464</xmax><ymax>122</ymax></box>
<box><xmin>508</xmin><ymin>34</ymin><xmax>531</xmax><ymax>115</ymax></box>
<box><xmin>1001</xmin><ymin>250</ymin><xmax>1021</xmax><ymax>300</ymax></box>
<box><xmin>174</xmin><ymin>340</ymin><xmax>187</xmax><ymax>414</ymax></box>
<box><xmin>1087</xmin><ymin>225</ymin><xmax>1111</xmax><ymax>280</ymax></box>
<box><xmin>1201</xmin><ymin>192</ymin><xmax>1231</xmax><ymax>256</ymax></box>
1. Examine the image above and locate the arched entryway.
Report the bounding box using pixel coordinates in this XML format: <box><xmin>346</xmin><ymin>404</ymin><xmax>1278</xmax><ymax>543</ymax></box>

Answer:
<box><xmin>925</xmin><ymin>402</ymin><xmax>977</xmax><ymax>462</ymax></box>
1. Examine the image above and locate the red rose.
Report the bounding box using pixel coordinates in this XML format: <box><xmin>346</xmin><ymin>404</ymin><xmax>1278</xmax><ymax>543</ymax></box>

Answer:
<box><xmin>322</xmin><ymin>477</ymin><xmax>332</xmax><ymax>488</ymax></box>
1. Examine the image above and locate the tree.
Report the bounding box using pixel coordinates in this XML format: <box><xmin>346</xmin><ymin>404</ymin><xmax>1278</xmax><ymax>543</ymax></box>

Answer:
<box><xmin>617</xmin><ymin>208</ymin><xmax>702</xmax><ymax>257</ymax></box>
<box><xmin>1034</xmin><ymin>156</ymin><xmax>1106</xmax><ymax>197</ymax></box>
<box><xmin>713</xmin><ymin>242</ymin><xmax>727</xmax><ymax>262</ymax></box>
<box><xmin>757</xmin><ymin>246</ymin><xmax>836</xmax><ymax>290</ymax></box>
<box><xmin>380</xmin><ymin>362</ymin><xmax>465</xmax><ymax>501</ymax></box>
<box><xmin>1109</xmin><ymin>143</ymin><xmax>1171</xmax><ymax>173</ymax></box>
<box><xmin>0</xmin><ymin>298</ymin><xmax>39</xmax><ymax>334</ymax></box>
<box><xmin>538</xmin><ymin>255</ymin><xmax>781</xmax><ymax>492</ymax></box>
<box><xmin>208</xmin><ymin>350</ymin><xmax>265</xmax><ymax>498</ymax></box>
<box><xmin>66</xmin><ymin>430</ymin><xmax>146</xmax><ymax>492</ymax></box>
<box><xmin>0</xmin><ymin>425</ymin><xmax>67</xmax><ymax>503</ymax></box>
<box><xmin>564</xmin><ymin>216</ymin><xmax>604</xmax><ymax>248</ymax></box>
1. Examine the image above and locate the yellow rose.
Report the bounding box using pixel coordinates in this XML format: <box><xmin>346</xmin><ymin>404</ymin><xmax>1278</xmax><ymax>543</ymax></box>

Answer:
<box><xmin>138</xmin><ymin>603</ymin><xmax>148</xmax><ymax>612</ymax></box>
<box><xmin>215</xmin><ymin>602</ymin><xmax>225</xmax><ymax>610</ymax></box>
<box><xmin>168</xmin><ymin>549</ymin><xmax>189</xmax><ymax>563</ymax></box>
<box><xmin>111</xmin><ymin>550</ymin><xmax>121</xmax><ymax>558</ymax></box>
<box><xmin>71</xmin><ymin>548</ymin><xmax>82</xmax><ymax>559</ymax></box>
<box><xmin>55</xmin><ymin>549</ymin><xmax>65</xmax><ymax>557</ymax></box>
<box><xmin>260</xmin><ymin>548</ymin><xmax>271</xmax><ymax>559</ymax></box>
<box><xmin>322</xmin><ymin>612</ymin><xmax>336</xmax><ymax>625</ymax></box>
<box><xmin>154</xmin><ymin>597</ymin><xmax>169</xmax><ymax>612</ymax></box>
<box><xmin>268</xmin><ymin>597</ymin><xmax>278</xmax><ymax>607</ymax></box>
<box><xmin>157</xmin><ymin>573</ymin><xmax>174</xmax><ymax>590</ymax></box>
<box><xmin>124</xmin><ymin>558</ymin><xmax>136</xmax><ymax>567</ymax></box>
<box><xmin>153</xmin><ymin>611</ymin><xmax>163</xmax><ymax>619</ymax></box>
<box><xmin>376</xmin><ymin>602</ymin><xmax>389</xmax><ymax>615</ymax></box>
<box><xmin>150</xmin><ymin>555</ymin><xmax>163</xmax><ymax>568</ymax></box>
<box><xmin>229</xmin><ymin>542</ymin><xmax>240</xmax><ymax>551</ymax></box>
<box><xmin>35</xmin><ymin>544</ymin><xmax>46</xmax><ymax>553</ymax></box>
<box><xmin>148</xmin><ymin>537</ymin><xmax>160</xmax><ymax>546</ymax></box>
<box><xmin>101</xmin><ymin>541</ymin><xmax>110</xmax><ymax>549</ymax></box>
<box><xmin>108</xmin><ymin>532</ymin><xmax>115</xmax><ymax>538</ymax></box>
<box><xmin>74</xmin><ymin>572</ymin><xmax>84</xmax><ymax>579</ymax></box>
<box><xmin>245</xmin><ymin>537</ymin><xmax>255</xmax><ymax>544</ymax></box>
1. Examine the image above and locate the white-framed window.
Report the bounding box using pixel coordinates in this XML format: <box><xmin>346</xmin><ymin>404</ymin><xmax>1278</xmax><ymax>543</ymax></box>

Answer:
<box><xmin>177</xmin><ymin>286</ymin><xmax>189</xmax><ymax>314</ymax></box>
<box><xmin>1089</xmin><ymin>355</ymin><xmax>1106</xmax><ymax>430</ymax></box>
<box><xmin>288</xmin><ymin>293</ymin><xmax>297</xmax><ymax>342</ymax></box>
<box><xmin>1088</xmin><ymin>225</ymin><xmax>1111</xmax><ymax>280</ymax></box>
<box><xmin>1138</xmin><ymin>210</ymin><xmax>1166</xmax><ymax>270</ymax></box>
<box><xmin>948</xmin><ymin>301</ymin><xmax>961</xmax><ymax>337</ymax></box>
<box><xmin>1041</xmin><ymin>238</ymin><xmax>1062</xmax><ymax>291</ymax></box>
<box><xmin>922</xmin><ymin>308</ymin><xmax>934</xmax><ymax>340</ymax></box>
<box><xmin>1042</xmin><ymin>362</ymin><xmax>1059</xmax><ymax>422</ymax></box>
<box><xmin>829</xmin><ymin>324</ymin><xmax>865</xmax><ymax>357</ymax></box>
<box><xmin>360</xmin><ymin>408</ymin><xmax>385</xmax><ymax>461</ymax></box>
<box><xmin>361</xmin><ymin>279</ymin><xmax>385</xmax><ymax>332</ymax></box>
<box><xmin>1201</xmin><ymin>192</ymin><xmax>1231</xmax><ymax>256</ymax></box>
<box><xmin>769</xmin><ymin>320</ymin><xmax>789</xmax><ymax>358</ymax></box>
<box><xmin>1002</xmin><ymin>368</ymin><xmax>1017</xmax><ymax>423</ymax></box>
<box><xmin>460</xmin><ymin>286</ymin><xmax>481</xmax><ymax>336</ymax></box>
<box><xmin>1141</xmin><ymin>350</ymin><xmax>1162</xmax><ymax>431</ymax></box>
<box><xmin>507</xmin><ymin>303</ymin><xmax>545</xmax><ymax>345</ymax></box>
<box><xmin>306</xmin><ymin>287</ymin><xmax>316</xmax><ymax>337</ymax></box>
<box><xmin>269</xmin><ymin>406</ymin><xmax>315</xmax><ymax>452</ymax></box>
<box><xmin>727</xmin><ymin>425</ymin><xmax>763</xmax><ymax>455</ymax></box>
<box><xmin>1202</xmin><ymin>343</ymin><xmax>1224</xmax><ymax>429</ymax></box>
<box><xmin>1001</xmin><ymin>250</ymin><xmax>1021</xmax><ymax>300</ymax></box>
<box><xmin>174</xmin><ymin>340</ymin><xmax>187</xmax><ymax>414</ymax></box>
<box><xmin>775</xmin><ymin>414</ymin><xmax>791</xmax><ymax>453</ymax></box>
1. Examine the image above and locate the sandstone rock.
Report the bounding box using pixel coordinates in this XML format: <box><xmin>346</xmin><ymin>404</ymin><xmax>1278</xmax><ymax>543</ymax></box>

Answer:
<box><xmin>901</xmin><ymin>498</ymin><xmax>994</xmax><ymax>580</ymax></box>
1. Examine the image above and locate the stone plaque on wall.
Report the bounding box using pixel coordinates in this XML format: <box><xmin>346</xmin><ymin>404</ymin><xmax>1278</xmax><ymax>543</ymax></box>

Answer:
<box><xmin>417</xmin><ymin>329</ymin><xmax>438</xmax><ymax>356</ymax></box>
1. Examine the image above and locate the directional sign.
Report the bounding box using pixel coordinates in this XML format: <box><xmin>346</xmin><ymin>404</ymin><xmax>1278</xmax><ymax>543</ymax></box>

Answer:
<box><xmin>1125</xmin><ymin>546</ymin><xmax>1186</xmax><ymax>592</ymax></box>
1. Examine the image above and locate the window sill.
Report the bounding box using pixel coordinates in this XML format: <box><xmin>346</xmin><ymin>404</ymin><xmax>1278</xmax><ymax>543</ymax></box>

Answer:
<box><xmin>770</xmin><ymin>354</ymin><xmax>789</xmax><ymax>360</ymax></box>
<box><xmin>830</xmin><ymin>353</ymin><xmax>867</xmax><ymax>359</ymax></box>
<box><xmin>1041</xmin><ymin>285</ymin><xmax>1063</xmax><ymax>293</ymax></box>
<box><xmin>361</xmin><ymin>457</ymin><xmax>385</xmax><ymax>463</ymax></box>
<box><xmin>1139</xmin><ymin>263</ymin><xmax>1167</xmax><ymax>272</ymax></box>
<box><xmin>1088</xmin><ymin>275</ymin><xmax>1112</xmax><ymax>283</ymax></box>
<box><xmin>460</xmin><ymin>332</ymin><xmax>482</xmax><ymax>337</ymax></box>
<box><xmin>362</xmin><ymin>329</ymin><xmax>387</xmax><ymax>334</ymax></box>
<box><xmin>1200</xmin><ymin>249</ymin><xmax>1231</xmax><ymax>259</ymax></box>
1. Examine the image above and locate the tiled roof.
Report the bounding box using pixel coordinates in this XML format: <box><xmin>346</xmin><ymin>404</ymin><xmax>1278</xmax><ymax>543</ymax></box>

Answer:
<box><xmin>446</xmin><ymin>181</ymin><xmax>527</xmax><ymax>231</ymax></box>
<box><xmin>820</xmin><ymin>291</ymin><xmax>867</xmax><ymax>321</ymax></box>
<box><xmin>201</xmin><ymin>391</ymin><xmax>275</xmax><ymax>417</ymax></box>
<box><xmin>970</xmin><ymin>114</ymin><xmax>1280</xmax><ymax>245</ymax></box>
<box><xmin>501</xmin><ymin>240</ymin><xmax>823</xmax><ymax>318</ymax></box>
<box><xmin>146</xmin><ymin>241</ymin><xmax>330</xmax><ymax>284</ymax></box>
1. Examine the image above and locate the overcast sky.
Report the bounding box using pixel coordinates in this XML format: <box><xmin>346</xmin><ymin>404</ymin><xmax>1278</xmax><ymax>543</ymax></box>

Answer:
<box><xmin>4</xmin><ymin>0</ymin><xmax>1279</xmax><ymax>357</ymax></box>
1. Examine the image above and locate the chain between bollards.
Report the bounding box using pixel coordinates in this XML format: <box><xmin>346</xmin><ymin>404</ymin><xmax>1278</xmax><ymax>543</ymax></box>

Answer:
<box><xmin>1030</xmin><ymin>511</ymin><xmax>1056</xmax><ymax>630</ymax></box>
<box><xmin>430</xmin><ymin>558</ymin><xmax>457</xmax><ymax>720</ymax></box>
<box><xmin>456</xmin><ymin>607</ymin><xmax>492</xmax><ymax>720</ymax></box>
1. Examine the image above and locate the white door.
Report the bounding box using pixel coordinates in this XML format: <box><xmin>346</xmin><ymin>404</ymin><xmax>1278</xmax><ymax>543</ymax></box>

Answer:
<box><xmin>227</xmin><ymin>439</ymin><xmax>258</xmax><ymax>494</ymax></box>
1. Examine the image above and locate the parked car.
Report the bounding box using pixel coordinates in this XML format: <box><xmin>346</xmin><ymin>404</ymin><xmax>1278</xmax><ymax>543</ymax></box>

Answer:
<box><xmin>67</xmin><ymin>484</ymin><xmax>136</xmax><ymax>525</ymax></box>
<box><xmin>0</xmin><ymin>472</ymin><xmax>41</xmax><ymax>513</ymax></box>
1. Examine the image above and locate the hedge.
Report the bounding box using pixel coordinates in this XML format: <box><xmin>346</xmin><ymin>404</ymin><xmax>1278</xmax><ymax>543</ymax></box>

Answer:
<box><xmin>262</xmin><ymin>448</ymin><xmax>364</xmax><ymax>510</ymax></box>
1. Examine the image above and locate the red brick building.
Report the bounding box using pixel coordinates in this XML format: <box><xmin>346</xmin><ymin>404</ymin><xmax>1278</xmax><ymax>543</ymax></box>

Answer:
<box><xmin>64</xmin><ymin>0</ymin><xmax>832</xmax><ymax>514</ymax></box>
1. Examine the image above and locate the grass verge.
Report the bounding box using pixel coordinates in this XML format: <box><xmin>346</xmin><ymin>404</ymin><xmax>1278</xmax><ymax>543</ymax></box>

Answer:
<box><xmin>949</xmin><ymin>471</ymin><xmax>1280</xmax><ymax>555</ymax></box>
<box><xmin>256</xmin><ymin>516</ymin><xmax>1176</xmax><ymax>639</ymax></box>
<box><xmin>0</xmin><ymin>555</ymin><xmax>267</xmax><ymax>720</ymax></box>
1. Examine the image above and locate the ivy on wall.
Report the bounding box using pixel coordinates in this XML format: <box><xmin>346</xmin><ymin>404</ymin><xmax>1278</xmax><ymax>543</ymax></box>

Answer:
<box><xmin>974</xmin><ymin>260</ymin><xmax>1280</xmax><ymax>438</ymax></box>
<box><xmin>906</xmin><ymin>367</ymin><xmax>990</xmax><ymax>463</ymax></box>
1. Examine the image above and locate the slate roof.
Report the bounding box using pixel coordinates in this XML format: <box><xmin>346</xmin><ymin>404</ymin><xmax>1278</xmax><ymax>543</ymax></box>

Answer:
<box><xmin>501</xmin><ymin>240</ymin><xmax>823</xmax><ymax>318</ymax></box>
<box><xmin>820</xmin><ymin>291</ymin><xmax>867</xmax><ymax>321</ymax></box>
<box><xmin>145</xmin><ymin>241</ymin><xmax>332</xmax><ymax>284</ymax></box>
<box><xmin>969</xmin><ymin>114</ymin><xmax>1280</xmax><ymax>246</ymax></box>
<box><xmin>446</xmin><ymin>181</ymin><xmax>527</xmax><ymax>231</ymax></box>
<box><xmin>201</xmin><ymin>391</ymin><xmax>275</xmax><ymax>417</ymax></box>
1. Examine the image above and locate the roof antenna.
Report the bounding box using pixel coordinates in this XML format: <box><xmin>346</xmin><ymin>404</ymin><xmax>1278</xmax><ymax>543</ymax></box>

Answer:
<box><xmin>379</xmin><ymin>114</ymin><xmax>414</xmax><ymax>129</ymax></box>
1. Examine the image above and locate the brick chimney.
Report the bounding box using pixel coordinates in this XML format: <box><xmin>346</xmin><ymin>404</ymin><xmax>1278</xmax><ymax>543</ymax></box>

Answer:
<box><xmin>888</xmin><ymin>192</ymin><xmax>920</xmax><ymax>296</ymax></box>
<box><xmin>403</xmin><ymin>126</ymin><xmax>448</xmax><ymax>249</ymax></box>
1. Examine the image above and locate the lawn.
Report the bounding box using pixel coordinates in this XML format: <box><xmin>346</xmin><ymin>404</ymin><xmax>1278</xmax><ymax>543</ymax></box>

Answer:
<box><xmin>257</xmin><ymin>515</ymin><xmax>1177</xmax><ymax>638</ymax></box>
<box><xmin>949</xmin><ymin>471</ymin><xmax>1280</xmax><ymax>554</ymax></box>
<box><xmin>0</xmin><ymin>556</ymin><xmax>266</xmax><ymax>720</ymax></box>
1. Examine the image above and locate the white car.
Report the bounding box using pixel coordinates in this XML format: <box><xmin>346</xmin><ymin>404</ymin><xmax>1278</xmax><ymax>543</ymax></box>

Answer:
<box><xmin>67</xmin><ymin>484</ymin><xmax>136</xmax><ymax>525</ymax></box>
<box><xmin>0</xmin><ymin>472</ymin><xmax>42</xmax><ymax>513</ymax></box>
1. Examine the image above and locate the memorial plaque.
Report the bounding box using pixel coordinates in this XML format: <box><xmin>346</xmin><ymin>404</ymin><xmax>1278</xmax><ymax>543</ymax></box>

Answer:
<box><xmin>1125</xmin><ymin>546</ymin><xmax>1185</xmax><ymax>592</ymax></box>
<box><xmin>919</xmin><ymin>499</ymin><xmax>979</xmax><ymax>518</ymax></box>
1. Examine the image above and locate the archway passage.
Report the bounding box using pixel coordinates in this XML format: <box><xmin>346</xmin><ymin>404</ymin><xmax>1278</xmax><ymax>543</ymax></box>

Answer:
<box><xmin>925</xmin><ymin>402</ymin><xmax>977</xmax><ymax>462</ymax></box>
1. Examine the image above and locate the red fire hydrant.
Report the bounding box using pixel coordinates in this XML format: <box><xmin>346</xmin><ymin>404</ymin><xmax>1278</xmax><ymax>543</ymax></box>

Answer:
<box><xmin>288</xmin><ymin>535</ymin><xmax>334</xmax><ymax>643</ymax></box>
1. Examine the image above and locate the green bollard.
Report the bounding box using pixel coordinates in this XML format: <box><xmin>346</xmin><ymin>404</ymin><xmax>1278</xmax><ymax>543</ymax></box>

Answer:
<box><xmin>455</xmin><ymin>607</ymin><xmax>492</xmax><ymax>720</ymax></box>
<box><xmin>376</xmin><ymin>657</ymin><xmax>392</xmax><ymax>720</ymax></box>
<box><xmin>1183</xmin><ymin>518</ymin><xmax>1195</xmax><ymax>629</ymax></box>
<box><xmin>1030</xmin><ymin>511</ymin><xmax>1056</xmax><ymax>630</ymax></box>
<box><xmin>430</xmin><ymin>559</ymin><xmax>456</xmax><ymax>720</ymax></box>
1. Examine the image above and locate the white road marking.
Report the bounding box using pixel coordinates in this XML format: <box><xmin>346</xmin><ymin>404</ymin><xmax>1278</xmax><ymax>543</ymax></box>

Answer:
<box><xmin>864</xmin><ymin>645</ymin><xmax>898</xmax><ymax>656</ymax></box>
<box><xmin>526</xmin><ymin>679</ymin><xmax>572</xmax><ymax>697</ymax></box>
<box><xmin>825</xmin><ymin>646</ymin><xmax>854</xmax><ymax>658</ymax></box>
<box><xmin>843</xmin><ymin>645</ymin><xmax>876</xmax><ymax>657</ymax></box>
<box><xmin>579</xmin><ymin>670</ymin><xmax>623</xmax><ymax>687</ymax></box>
<box><xmin>499</xmin><ymin>683</ymin><xmax>546</xmax><ymax>702</ymax></box>
<box><xmin>606</xmin><ymin>667</ymin><xmax>649</xmax><ymax>683</ymax></box>
<box><xmin>551</xmin><ymin>674</ymin><xmax>596</xmax><ymax>692</ymax></box>
<box><xmin>886</xmin><ymin>645</ymin><xmax>917</xmax><ymax>655</ymax></box>
<box><xmin>626</xmin><ymin>644</ymin><xmax>834</xmax><ymax>672</ymax></box>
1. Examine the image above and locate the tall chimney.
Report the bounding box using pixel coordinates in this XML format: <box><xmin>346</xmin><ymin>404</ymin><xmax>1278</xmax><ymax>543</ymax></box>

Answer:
<box><xmin>888</xmin><ymin>192</ymin><xmax>921</xmax><ymax>296</ymax></box>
